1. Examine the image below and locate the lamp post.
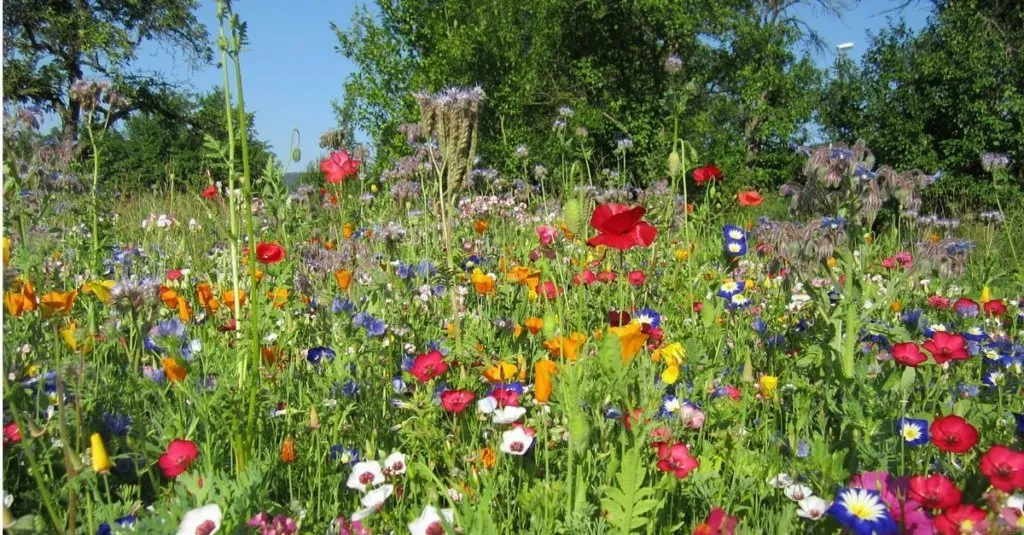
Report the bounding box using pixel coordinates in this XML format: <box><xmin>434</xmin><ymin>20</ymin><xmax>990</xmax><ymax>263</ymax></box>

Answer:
<box><xmin>835</xmin><ymin>42</ymin><xmax>854</xmax><ymax>77</ymax></box>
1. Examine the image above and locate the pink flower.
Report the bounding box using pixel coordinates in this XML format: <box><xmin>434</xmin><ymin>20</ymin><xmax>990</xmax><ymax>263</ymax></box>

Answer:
<box><xmin>892</xmin><ymin>342</ymin><xmax>927</xmax><ymax>367</ymax></box>
<box><xmin>539</xmin><ymin>281</ymin><xmax>563</xmax><ymax>300</ymax></box>
<box><xmin>927</xmin><ymin>295</ymin><xmax>951</xmax><ymax>308</ymax></box>
<box><xmin>628</xmin><ymin>270</ymin><xmax>646</xmax><ymax>286</ymax></box>
<box><xmin>597</xmin><ymin>270</ymin><xmax>617</xmax><ymax>283</ymax></box>
<box><xmin>410</xmin><ymin>350</ymin><xmax>448</xmax><ymax>383</ymax></box>
<box><xmin>679</xmin><ymin>402</ymin><xmax>705</xmax><ymax>430</ymax></box>
<box><xmin>882</xmin><ymin>257</ymin><xmax>897</xmax><ymax>269</ymax></box>
<box><xmin>535</xmin><ymin>225</ymin><xmax>556</xmax><ymax>246</ymax></box>
<box><xmin>321</xmin><ymin>150</ymin><xmax>360</xmax><ymax>184</ymax></box>
<box><xmin>3</xmin><ymin>422</ymin><xmax>22</xmax><ymax>446</ymax></box>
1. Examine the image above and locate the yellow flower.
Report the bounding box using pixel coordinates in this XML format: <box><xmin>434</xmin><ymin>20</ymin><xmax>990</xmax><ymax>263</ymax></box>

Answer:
<box><xmin>661</xmin><ymin>365</ymin><xmax>680</xmax><ymax>385</ymax></box>
<box><xmin>90</xmin><ymin>433</ymin><xmax>113</xmax><ymax>474</ymax></box>
<box><xmin>656</xmin><ymin>342</ymin><xmax>685</xmax><ymax>367</ymax></box>
<box><xmin>826</xmin><ymin>257</ymin><xmax>837</xmax><ymax>269</ymax></box>
<box><xmin>82</xmin><ymin>280</ymin><xmax>115</xmax><ymax>304</ymax></box>
<box><xmin>507</xmin><ymin>266</ymin><xmax>541</xmax><ymax>291</ymax></box>
<box><xmin>2</xmin><ymin>236</ymin><xmax>9</xmax><ymax>266</ymax></box>
<box><xmin>267</xmin><ymin>287</ymin><xmax>289</xmax><ymax>308</ymax></box>
<box><xmin>343</xmin><ymin>223</ymin><xmax>355</xmax><ymax>239</ymax></box>
<box><xmin>335</xmin><ymin>269</ymin><xmax>353</xmax><ymax>291</ymax></box>
<box><xmin>980</xmin><ymin>286</ymin><xmax>991</xmax><ymax>304</ymax></box>
<box><xmin>61</xmin><ymin>321</ymin><xmax>94</xmax><ymax>354</ymax></box>
<box><xmin>483</xmin><ymin>361</ymin><xmax>519</xmax><ymax>383</ymax></box>
<box><xmin>608</xmin><ymin>322</ymin><xmax>649</xmax><ymax>364</ymax></box>
<box><xmin>674</xmin><ymin>248</ymin><xmax>690</xmax><ymax>262</ymax></box>
<box><xmin>890</xmin><ymin>300</ymin><xmax>902</xmax><ymax>313</ymax></box>
<box><xmin>759</xmin><ymin>375</ymin><xmax>779</xmax><ymax>398</ymax></box>
<box><xmin>222</xmin><ymin>289</ymin><xmax>247</xmax><ymax>309</ymax></box>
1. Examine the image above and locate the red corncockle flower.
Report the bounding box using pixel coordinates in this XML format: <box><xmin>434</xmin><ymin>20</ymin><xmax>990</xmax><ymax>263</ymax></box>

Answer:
<box><xmin>693</xmin><ymin>165</ymin><xmax>723</xmax><ymax>186</ymax></box>
<box><xmin>923</xmin><ymin>332</ymin><xmax>969</xmax><ymax>364</ymax></box>
<box><xmin>440</xmin><ymin>390</ymin><xmax>475</xmax><ymax>413</ymax></box>
<box><xmin>984</xmin><ymin>299</ymin><xmax>1007</xmax><ymax>317</ymax></box>
<box><xmin>586</xmin><ymin>204</ymin><xmax>657</xmax><ymax>250</ymax></box>
<box><xmin>158</xmin><ymin>439</ymin><xmax>198</xmax><ymax>478</ymax></box>
<box><xmin>255</xmin><ymin>242</ymin><xmax>286</xmax><ymax>265</ymax></box>
<box><xmin>693</xmin><ymin>507</ymin><xmax>737</xmax><ymax>535</ymax></box>
<box><xmin>934</xmin><ymin>504</ymin><xmax>987</xmax><ymax>535</ymax></box>
<box><xmin>321</xmin><ymin>149</ymin><xmax>360</xmax><ymax>184</ymax></box>
<box><xmin>927</xmin><ymin>295</ymin><xmax>951</xmax><ymax>309</ymax></box>
<box><xmin>930</xmin><ymin>415</ymin><xmax>979</xmax><ymax>454</ymax></box>
<box><xmin>3</xmin><ymin>422</ymin><xmax>22</xmax><ymax>446</ymax></box>
<box><xmin>737</xmin><ymin>191</ymin><xmax>762</xmax><ymax>207</ymax></box>
<box><xmin>980</xmin><ymin>445</ymin><xmax>1024</xmax><ymax>492</ymax></box>
<box><xmin>410</xmin><ymin>350</ymin><xmax>448</xmax><ymax>383</ymax></box>
<box><xmin>627</xmin><ymin>270</ymin><xmax>646</xmax><ymax>286</ymax></box>
<box><xmin>892</xmin><ymin>342</ymin><xmax>928</xmax><ymax>367</ymax></box>
<box><xmin>656</xmin><ymin>442</ymin><xmax>699</xmax><ymax>479</ymax></box>
<box><xmin>908</xmin><ymin>474</ymin><xmax>962</xmax><ymax>510</ymax></box>
<box><xmin>201</xmin><ymin>185</ymin><xmax>218</xmax><ymax>200</ymax></box>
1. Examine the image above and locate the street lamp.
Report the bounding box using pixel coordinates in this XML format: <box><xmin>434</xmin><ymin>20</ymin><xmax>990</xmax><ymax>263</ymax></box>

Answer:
<box><xmin>835</xmin><ymin>42</ymin><xmax>854</xmax><ymax>77</ymax></box>
<box><xmin>836</xmin><ymin>42</ymin><xmax>854</xmax><ymax>51</ymax></box>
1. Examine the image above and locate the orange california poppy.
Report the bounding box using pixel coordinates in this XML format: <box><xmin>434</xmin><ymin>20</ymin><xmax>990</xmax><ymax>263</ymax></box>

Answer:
<box><xmin>543</xmin><ymin>332</ymin><xmax>587</xmax><ymax>362</ymax></box>
<box><xmin>474</xmin><ymin>220</ymin><xmax>489</xmax><ymax>234</ymax></box>
<box><xmin>533</xmin><ymin>359</ymin><xmax>558</xmax><ymax>403</ymax></box>
<box><xmin>267</xmin><ymin>287</ymin><xmax>289</xmax><ymax>308</ymax></box>
<box><xmin>196</xmin><ymin>283</ymin><xmax>220</xmax><ymax>314</ymax></box>
<box><xmin>524</xmin><ymin>317</ymin><xmax>544</xmax><ymax>335</ymax></box>
<box><xmin>39</xmin><ymin>290</ymin><xmax>77</xmax><ymax>317</ymax></box>
<box><xmin>160</xmin><ymin>288</ymin><xmax>180</xmax><ymax>309</ymax></box>
<box><xmin>4</xmin><ymin>293</ymin><xmax>30</xmax><ymax>317</ymax></box>
<box><xmin>471</xmin><ymin>269</ymin><xmax>496</xmax><ymax>295</ymax></box>
<box><xmin>335</xmin><ymin>270</ymin><xmax>353</xmax><ymax>291</ymax></box>
<box><xmin>222</xmin><ymin>289</ymin><xmax>247</xmax><ymax>309</ymax></box>
<box><xmin>161</xmin><ymin>357</ymin><xmax>187</xmax><ymax>383</ymax></box>
<box><xmin>483</xmin><ymin>361</ymin><xmax>519</xmax><ymax>383</ymax></box>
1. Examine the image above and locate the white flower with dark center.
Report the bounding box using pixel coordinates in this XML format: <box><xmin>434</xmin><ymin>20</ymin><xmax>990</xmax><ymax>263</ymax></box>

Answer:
<box><xmin>346</xmin><ymin>461</ymin><xmax>385</xmax><ymax>492</ymax></box>
<box><xmin>351</xmin><ymin>484</ymin><xmax>394</xmax><ymax>521</ymax></box>
<box><xmin>492</xmin><ymin>406</ymin><xmax>526</xmax><ymax>425</ymax></box>
<box><xmin>767</xmin><ymin>473</ymin><xmax>794</xmax><ymax>489</ymax></box>
<box><xmin>409</xmin><ymin>505</ymin><xmax>455</xmax><ymax>535</ymax></box>
<box><xmin>384</xmin><ymin>452</ymin><xmax>407</xmax><ymax>476</ymax></box>
<box><xmin>797</xmin><ymin>496</ymin><xmax>830</xmax><ymax>520</ymax></box>
<box><xmin>784</xmin><ymin>484</ymin><xmax>814</xmax><ymax>502</ymax></box>
<box><xmin>500</xmin><ymin>426</ymin><xmax>534</xmax><ymax>455</ymax></box>
<box><xmin>176</xmin><ymin>504</ymin><xmax>221</xmax><ymax>535</ymax></box>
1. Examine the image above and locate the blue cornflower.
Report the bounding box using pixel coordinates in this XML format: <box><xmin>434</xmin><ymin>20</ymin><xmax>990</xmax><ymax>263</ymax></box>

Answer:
<box><xmin>416</xmin><ymin>260</ymin><xmax>436</xmax><ymax>278</ymax></box>
<box><xmin>306</xmin><ymin>346</ymin><xmax>336</xmax><ymax>365</ymax></box>
<box><xmin>329</xmin><ymin>445</ymin><xmax>359</xmax><ymax>465</ymax></box>
<box><xmin>751</xmin><ymin>316</ymin><xmax>767</xmax><ymax>333</ymax></box>
<box><xmin>796</xmin><ymin>440</ymin><xmax>810</xmax><ymax>458</ymax></box>
<box><xmin>395</xmin><ymin>262</ymin><xmax>412</xmax><ymax>279</ymax></box>
<box><xmin>102</xmin><ymin>412</ymin><xmax>133</xmax><ymax>436</ymax></box>
<box><xmin>826</xmin><ymin>488</ymin><xmax>898</xmax><ymax>535</ymax></box>
<box><xmin>895</xmin><ymin>417</ymin><xmax>929</xmax><ymax>447</ymax></box>
<box><xmin>901</xmin><ymin>309</ymin><xmax>923</xmax><ymax>329</ymax></box>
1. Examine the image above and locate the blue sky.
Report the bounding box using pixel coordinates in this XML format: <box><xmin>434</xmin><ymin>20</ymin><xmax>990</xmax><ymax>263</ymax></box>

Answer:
<box><xmin>129</xmin><ymin>0</ymin><xmax>933</xmax><ymax>170</ymax></box>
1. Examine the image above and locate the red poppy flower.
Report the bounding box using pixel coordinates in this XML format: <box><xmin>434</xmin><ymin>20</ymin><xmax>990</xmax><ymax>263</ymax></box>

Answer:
<box><xmin>597</xmin><ymin>270</ymin><xmax>617</xmax><ymax>283</ymax></box>
<box><xmin>628</xmin><ymin>270</ymin><xmax>646</xmax><ymax>286</ymax></box>
<box><xmin>201</xmin><ymin>185</ymin><xmax>218</xmax><ymax>200</ymax></box>
<box><xmin>321</xmin><ymin>149</ymin><xmax>360</xmax><ymax>184</ymax></box>
<box><xmin>158</xmin><ymin>439</ymin><xmax>198</xmax><ymax>478</ymax></box>
<box><xmin>655</xmin><ymin>442</ymin><xmax>699</xmax><ymax>479</ymax></box>
<box><xmin>922</xmin><ymin>332</ymin><xmax>969</xmax><ymax>364</ymax></box>
<box><xmin>891</xmin><ymin>342</ymin><xmax>927</xmax><ymax>367</ymax></box>
<box><xmin>693</xmin><ymin>165</ymin><xmax>723</xmax><ymax>186</ymax></box>
<box><xmin>737</xmin><ymin>191</ymin><xmax>763</xmax><ymax>207</ymax></box>
<box><xmin>573</xmin><ymin>270</ymin><xmax>597</xmax><ymax>286</ymax></box>
<box><xmin>930</xmin><ymin>415</ymin><xmax>979</xmax><ymax>454</ymax></box>
<box><xmin>908</xmin><ymin>474</ymin><xmax>961</xmax><ymax>510</ymax></box>
<box><xmin>255</xmin><ymin>242</ymin><xmax>286</xmax><ymax>265</ymax></box>
<box><xmin>539</xmin><ymin>281</ymin><xmax>563</xmax><ymax>300</ymax></box>
<box><xmin>980</xmin><ymin>445</ymin><xmax>1024</xmax><ymax>492</ymax></box>
<box><xmin>440</xmin><ymin>389</ymin><xmax>475</xmax><ymax>413</ymax></box>
<box><xmin>586</xmin><ymin>204</ymin><xmax>657</xmax><ymax>250</ymax></box>
<box><xmin>934</xmin><ymin>504</ymin><xmax>987</xmax><ymax>535</ymax></box>
<box><xmin>693</xmin><ymin>507</ymin><xmax>737</xmax><ymax>535</ymax></box>
<box><xmin>984</xmin><ymin>299</ymin><xmax>1007</xmax><ymax>317</ymax></box>
<box><xmin>927</xmin><ymin>295</ymin><xmax>951</xmax><ymax>308</ymax></box>
<box><xmin>410</xmin><ymin>350</ymin><xmax>448</xmax><ymax>382</ymax></box>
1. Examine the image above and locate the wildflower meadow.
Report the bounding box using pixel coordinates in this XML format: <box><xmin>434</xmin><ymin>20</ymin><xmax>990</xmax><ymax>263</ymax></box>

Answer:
<box><xmin>3</xmin><ymin>0</ymin><xmax>1024</xmax><ymax>534</ymax></box>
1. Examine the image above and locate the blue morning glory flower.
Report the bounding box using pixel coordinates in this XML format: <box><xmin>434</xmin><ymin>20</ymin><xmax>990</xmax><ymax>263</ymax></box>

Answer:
<box><xmin>306</xmin><ymin>346</ymin><xmax>336</xmax><ymax>365</ymax></box>
<box><xmin>633</xmin><ymin>307</ymin><xmax>661</xmax><ymax>328</ymax></box>
<box><xmin>895</xmin><ymin>417</ymin><xmax>929</xmax><ymax>447</ymax></box>
<box><xmin>330</xmin><ymin>445</ymin><xmax>359</xmax><ymax>465</ymax></box>
<box><xmin>826</xmin><ymin>488</ymin><xmax>898</xmax><ymax>535</ymax></box>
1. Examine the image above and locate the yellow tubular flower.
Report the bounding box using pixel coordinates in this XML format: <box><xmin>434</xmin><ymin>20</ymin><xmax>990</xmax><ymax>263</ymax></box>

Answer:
<box><xmin>90</xmin><ymin>433</ymin><xmax>113</xmax><ymax>474</ymax></box>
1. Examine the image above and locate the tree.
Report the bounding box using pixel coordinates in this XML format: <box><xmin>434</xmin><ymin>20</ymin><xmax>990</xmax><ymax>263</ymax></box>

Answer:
<box><xmin>2</xmin><ymin>0</ymin><xmax>211</xmax><ymax>142</ymax></box>
<box><xmin>332</xmin><ymin>0</ymin><xmax>843</xmax><ymax>190</ymax></box>
<box><xmin>819</xmin><ymin>0</ymin><xmax>1024</xmax><ymax>211</ymax></box>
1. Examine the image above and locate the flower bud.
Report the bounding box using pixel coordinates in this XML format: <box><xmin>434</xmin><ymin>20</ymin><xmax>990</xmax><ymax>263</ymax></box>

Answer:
<box><xmin>668</xmin><ymin>150</ymin><xmax>681</xmax><ymax>178</ymax></box>
<box><xmin>291</xmin><ymin>148</ymin><xmax>301</xmax><ymax>163</ymax></box>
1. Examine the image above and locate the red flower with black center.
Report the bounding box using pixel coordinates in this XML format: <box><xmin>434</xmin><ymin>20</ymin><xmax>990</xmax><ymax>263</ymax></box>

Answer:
<box><xmin>255</xmin><ymin>242</ymin><xmax>286</xmax><ymax>265</ymax></box>
<box><xmin>908</xmin><ymin>474</ymin><xmax>961</xmax><ymax>510</ymax></box>
<box><xmin>586</xmin><ymin>204</ymin><xmax>657</xmax><ymax>250</ymax></box>
<box><xmin>158</xmin><ymin>439</ymin><xmax>198</xmax><ymax>478</ymax></box>
<box><xmin>930</xmin><ymin>415</ymin><xmax>979</xmax><ymax>454</ymax></box>
<box><xmin>440</xmin><ymin>389</ymin><xmax>475</xmax><ymax>413</ymax></box>
<box><xmin>922</xmin><ymin>332</ymin><xmax>969</xmax><ymax>364</ymax></box>
<box><xmin>693</xmin><ymin>165</ymin><xmax>723</xmax><ymax>186</ymax></box>
<box><xmin>891</xmin><ymin>342</ymin><xmax>927</xmax><ymax>367</ymax></box>
<box><xmin>980</xmin><ymin>445</ymin><xmax>1024</xmax><ymax>492</ymax></box>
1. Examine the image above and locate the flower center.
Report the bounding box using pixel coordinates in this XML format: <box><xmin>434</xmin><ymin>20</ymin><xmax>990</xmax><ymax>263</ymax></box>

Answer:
<box><xmin>195</xmin><ymin>520</ymin><xmax>217</xmax><ymax>535</ymax></box>
<box><xmin>510</xmin><ymin>441</ymin><xmax>524</xmax><ymax>453</ymax></box>
<box><xmin>359</xmin><ymin>472</ymin><xmax>375</xmax><ymax>485</ymax></box>
<box><xmin>848</xmin><ymin>502</ymin><xmax>875</xmax><ymax>520</ymax></box>
<box><xmin>425</xmin><ymin>522</ymin><xmax>444</xmax><ymax>535</ymax></box>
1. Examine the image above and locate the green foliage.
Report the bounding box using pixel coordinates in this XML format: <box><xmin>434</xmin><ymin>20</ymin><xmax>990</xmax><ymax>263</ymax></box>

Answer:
<box><xmin>819</xmin><ymin>0</ymin><xmax>1024</xmax><ymax>211</ymax></box>
<box><xmin>600</xmin><ymin>444</ymin><xmax>659</xmax><ymax>534</ymax></box>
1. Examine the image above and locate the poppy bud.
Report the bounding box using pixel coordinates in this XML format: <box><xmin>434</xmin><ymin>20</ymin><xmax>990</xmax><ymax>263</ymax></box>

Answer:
<box><xmin>308</xmin><ymin>407</ymin><xmax>320</xmax><ymax>430</ymax></box>
<box><xmin>291</xmin><ymin>148</ymin><xmax>301</xmax><ymax>163</ymax></box>
<box><xmin>668</xmin><ymin>150</ymin><xmax>681</xmax><ymax>178</ymax></box>
<box><xmin>562</xmin><ymin>199</ymin><xmax>582</xmax><ymax>234</ymax></box>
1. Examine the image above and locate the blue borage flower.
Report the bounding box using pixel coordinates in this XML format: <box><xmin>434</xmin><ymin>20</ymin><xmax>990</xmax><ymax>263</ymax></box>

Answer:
<box><xmin>895</xmin><ymin>417</ymin><xmax>929</xmax><ymax>447</ymax></box>
<box><xmin>102</xmin><ymin>412</ymin><xmax>133</xmax><ymax>437</ymax></box>
<box><xmin>306</xmin><ymin>346</ymin><xmax>335</xmax><ymax>365</ymax></box>
<box><xmin>633</xmin><ymin>307</ymin><xmax>661</xmax><ymax>328</ymax></box>
<box><xmin>659</xmin><ymin>395</ymin><xmax>681</xmax><ymax>418</ymax></box>
<box><xmin>717</xmin><ymin>280</ymin><xmax>745</xmax><ymax>299</ymax></box>
<box><xmin>900</xmin><ymin>308</ymin><xmax>923</xmax><ymax>329</ymax></box>
<box><xmin>826</xmin><ymin>488</ymin><xmax>898</xmax><ymax>535</ymax></box>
